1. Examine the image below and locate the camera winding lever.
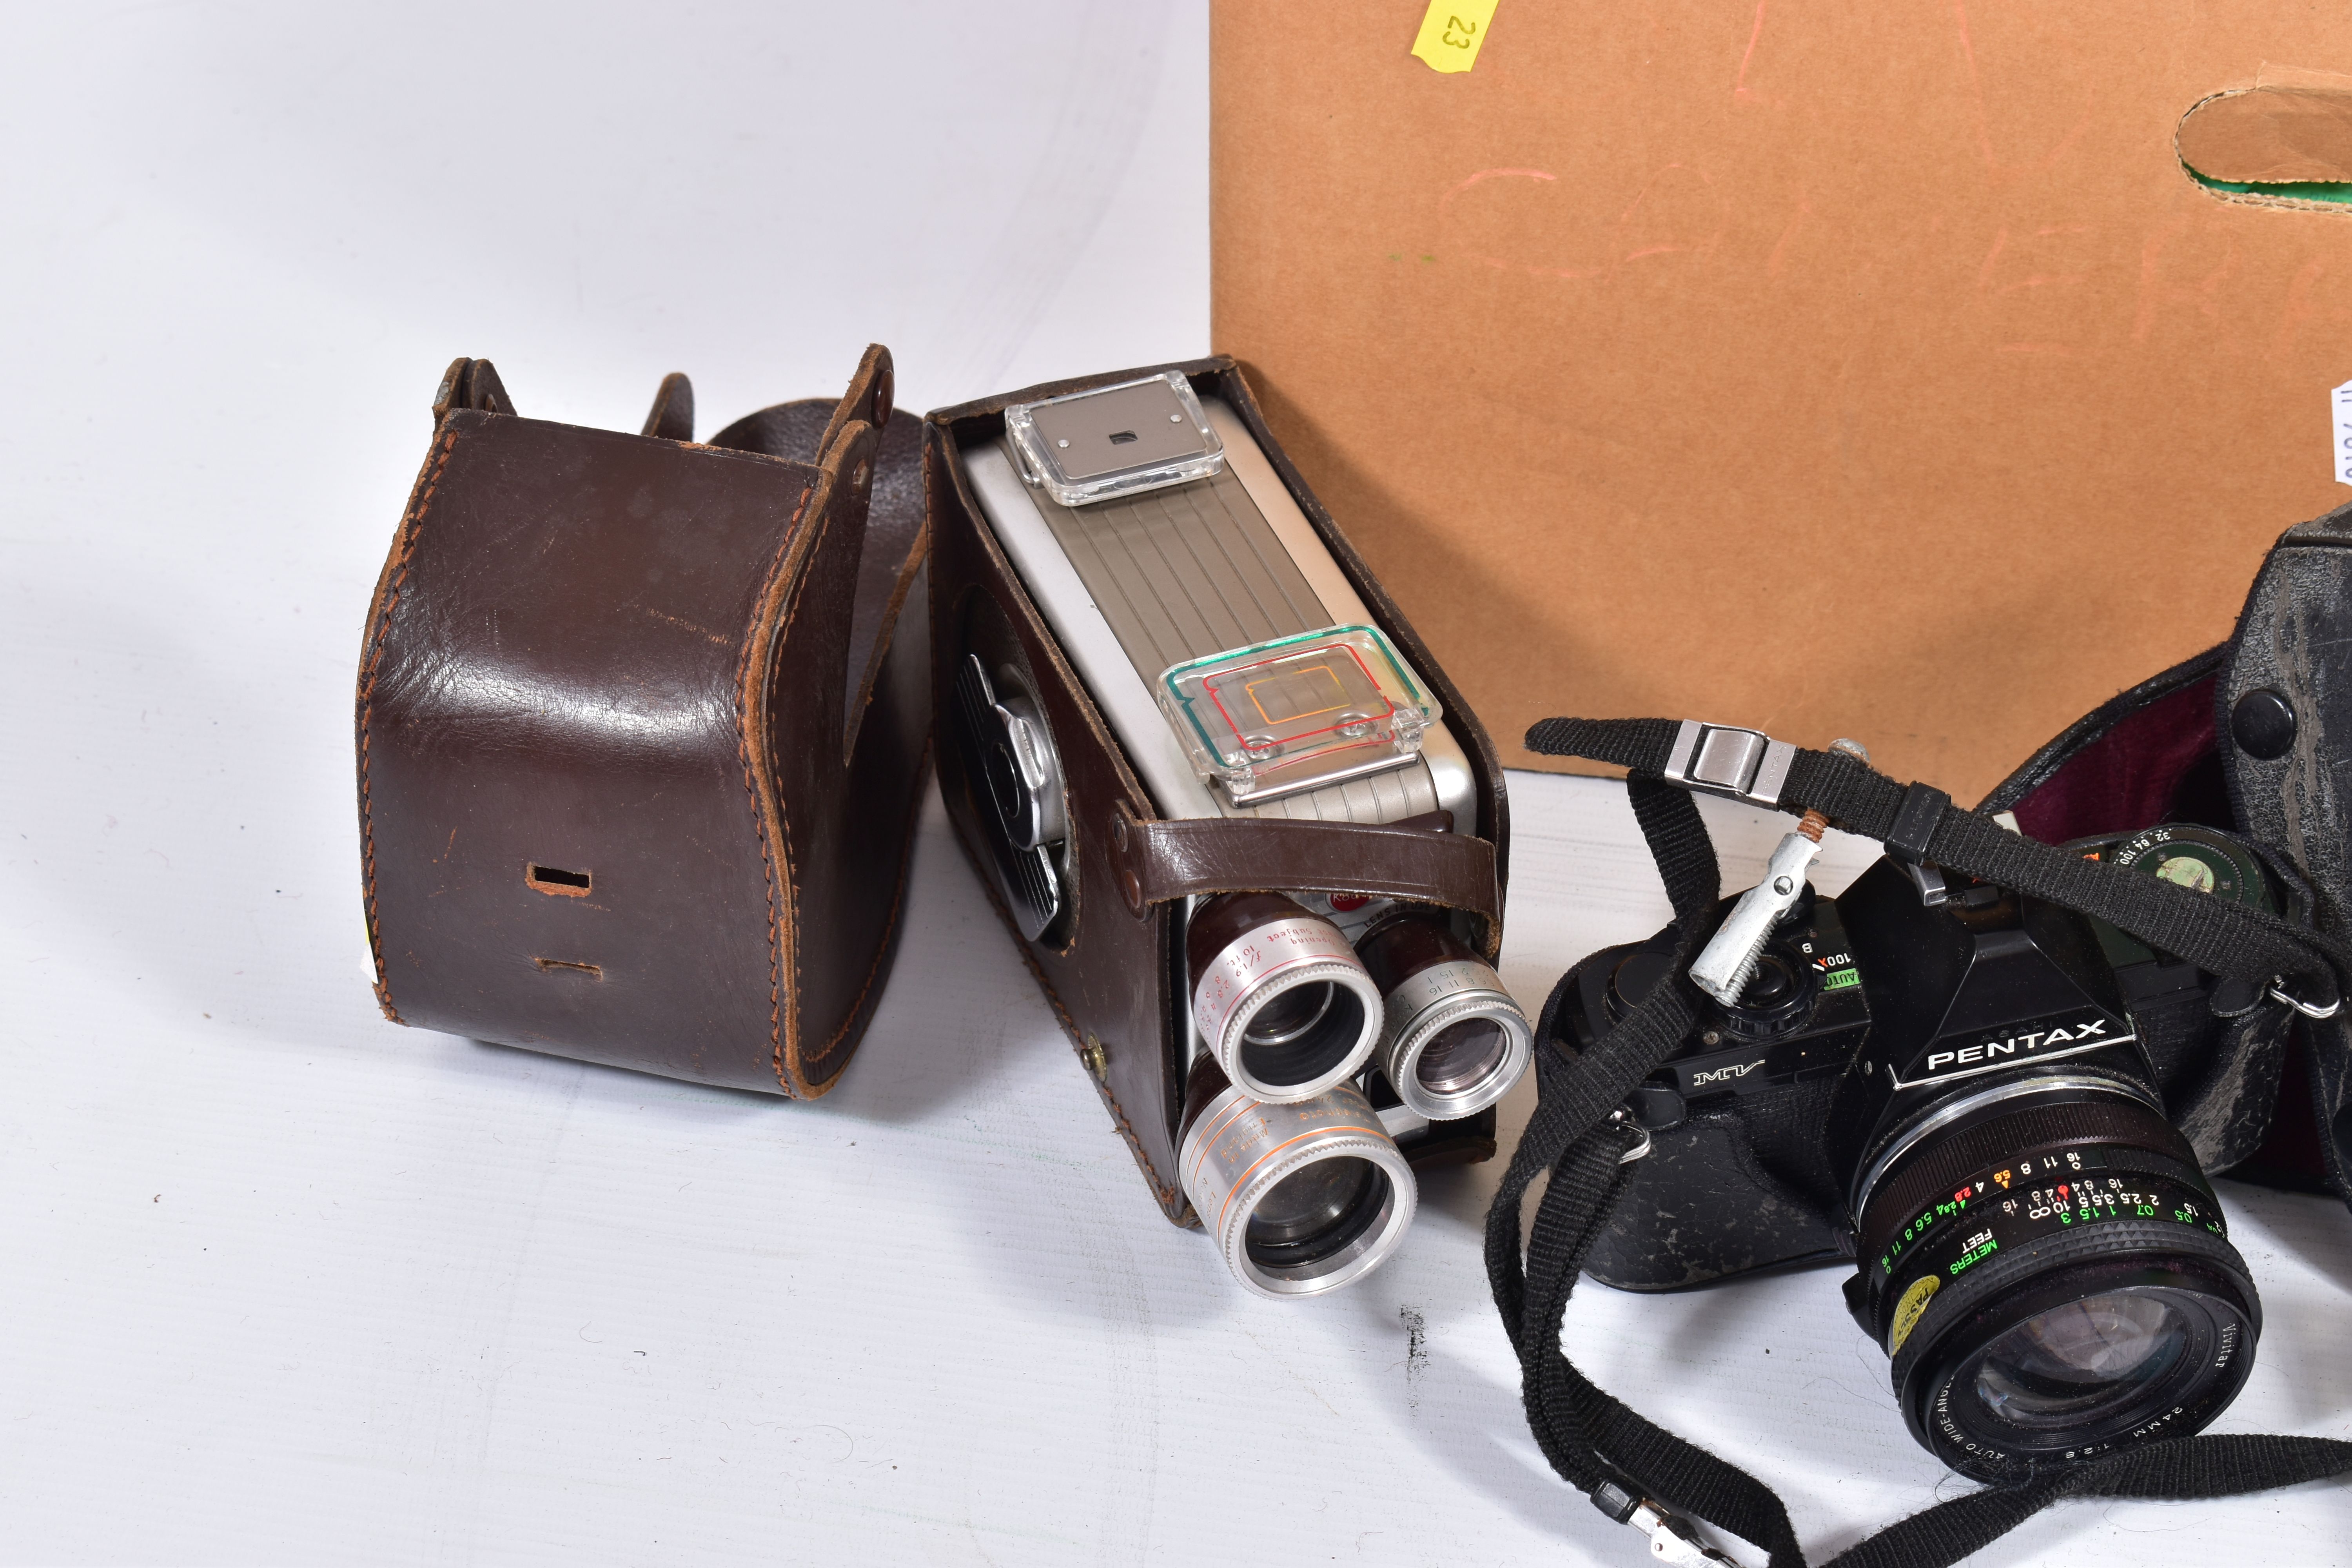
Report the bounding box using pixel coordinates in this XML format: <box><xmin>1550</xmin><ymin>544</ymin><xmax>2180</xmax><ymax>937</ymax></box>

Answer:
<box><xmin>1689</xmin><ymin>739</ymin><xmax>1870</xmax><ymax>1005</ymax></box>
<box><xmin>1590</xmin><ymin>1481</ymin><xmax>1747</xmax><ymax>1567</ymax></box>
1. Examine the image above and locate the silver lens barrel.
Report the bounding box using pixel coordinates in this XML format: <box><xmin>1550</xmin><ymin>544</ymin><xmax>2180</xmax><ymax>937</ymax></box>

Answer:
<box><xmin>1356</xmin><ymin>915</ymin><xmax>1532</xmax><ymax>1118</ymax></box>
<box><xmin>1179</xmin><ymin>1076</ymin><xmax>1417</xmax><ymax>1299</ymax></box>
<box><xmin>1375</xmin><ymin>956</ymin><xmax>1532</xmax><ymax>1118</ymax></box>
<box><xmin>1189</xmin><ymin>897</ymin><xmax>1383</xmax><ymax>1103</ymax></box>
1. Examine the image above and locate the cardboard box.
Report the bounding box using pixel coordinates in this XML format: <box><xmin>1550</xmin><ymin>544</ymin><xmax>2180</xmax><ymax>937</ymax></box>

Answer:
<box><xmin>1213</xmin><ymin>3</ymin><xmax>2352</xmax><ymax>802</ymax></box>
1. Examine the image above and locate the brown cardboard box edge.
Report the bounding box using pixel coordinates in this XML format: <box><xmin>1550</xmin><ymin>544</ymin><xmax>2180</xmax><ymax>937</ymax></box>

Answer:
<box><xmin>1212</xmin><ymin>3</ymin><xmax>2352</xmax><ymax>803</ymax></box>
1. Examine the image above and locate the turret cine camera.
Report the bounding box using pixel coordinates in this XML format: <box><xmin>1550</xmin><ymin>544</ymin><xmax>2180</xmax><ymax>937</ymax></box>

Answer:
<box><xmin>1564</xmin><ymin>822</ymin><xmax>2286</xmax><ymax>1481</ymax></box>
<box><xmin>953</xmin><ymin>371</ymin><xmax>1532</xmax><ymax>1298</ymax></box>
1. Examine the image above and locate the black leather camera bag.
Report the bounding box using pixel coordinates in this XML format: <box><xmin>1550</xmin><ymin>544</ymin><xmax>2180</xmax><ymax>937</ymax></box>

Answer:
<box><xmin>1495</xmin><ymin>505</ymin><xmax>2352</xmax><ymax>1566</ymax></box>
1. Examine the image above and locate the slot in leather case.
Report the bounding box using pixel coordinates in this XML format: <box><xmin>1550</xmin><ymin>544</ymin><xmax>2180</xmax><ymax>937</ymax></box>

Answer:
<box><xmin>356</xmin><ymin>345</ymin><xmax>929</xmax><ymax>1096</ymax></box>
<box><xmin>926</xmin><ymin>357</ymin><xmax>1513</xmax><ymax>1221</ymax></box>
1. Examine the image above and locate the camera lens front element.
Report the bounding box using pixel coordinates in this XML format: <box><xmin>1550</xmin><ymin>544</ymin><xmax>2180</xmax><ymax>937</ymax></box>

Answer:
<box><xmin>1245</xmin><ymin>1154</ymin><xmax>1390</xmax><ymax>1269</ymax></box>
<box><xmin>1241</xmin><ymin>981</ymin><xmax>1336</xmax><ymax>1047</ymax></box>
<box><xmin>1178</xmin><ymin>1056</ymin><xmax>1417</xmax><ymax>1298</ymax></box>
<box><xmin>1355</xmin><ymin>914</ymin><xmax>1533</xmax><ymax>1118</ymax></box>
<box><xmin>1971</xmin><ymin>1291</ymin><xmax>2190</xmax><ymax>1428</ymax></box>
<box><xmin>1188</xmin><ymin>892</ymin><xmax>1384</xmax><ymax>1103</ymax></box>
<box><xmin>1850</xmin><ymin>1079</ymin><xmax>2259</xmax><ymax>1479</ymax></box>
<box><xmin>1926</xmin><ymin>1265</ymin><xmax>2253</xmax><ymax>1468</ymax></box>
<box><xmin>1416</xmin><ymin>1018</ymin><xmax>1509</xmax><ymax>1095</ymax></box>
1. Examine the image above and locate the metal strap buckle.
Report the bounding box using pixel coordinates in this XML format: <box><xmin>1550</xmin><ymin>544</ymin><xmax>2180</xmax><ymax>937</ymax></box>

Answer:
<box><xmin>1662</xmin><ymin>720</ymin><xmax>1797</xmax><ymax>808</ymax></box>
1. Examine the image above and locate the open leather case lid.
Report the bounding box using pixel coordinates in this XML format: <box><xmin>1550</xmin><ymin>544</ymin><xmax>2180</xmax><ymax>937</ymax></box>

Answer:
<box><xmin>924</xmin><ymin>356</ymin><xmax>1512</xmax><ymax>1220</ymax></box>
<box><xmin>1978</xmin><ymin>503</ymin><xmax>2352</xmax><ymax>1201</ymax></box>
<box><xmin>356</xmin><ymin>345</ymin><xmax>930</xmax><ymax>1097</ymax></box>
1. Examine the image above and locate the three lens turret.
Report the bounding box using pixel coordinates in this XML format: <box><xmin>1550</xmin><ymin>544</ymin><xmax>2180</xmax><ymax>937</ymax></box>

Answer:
<box><xmin>1180</xmin><ymin>891</ymin><xmax>1532</xmax><ymax>1295</ymax></box>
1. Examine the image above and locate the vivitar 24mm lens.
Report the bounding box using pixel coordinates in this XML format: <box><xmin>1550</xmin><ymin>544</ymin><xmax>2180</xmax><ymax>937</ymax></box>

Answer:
<box><xmin>950</xmin><ymin>370</ymin><xmax>1529</xmax><ymax>1297</ymax></box>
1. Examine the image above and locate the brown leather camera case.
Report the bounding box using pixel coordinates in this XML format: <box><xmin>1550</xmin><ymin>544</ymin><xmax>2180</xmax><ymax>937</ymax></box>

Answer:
<box><xmin>356</xmin><ymin>346</ymin><xmax>930</xmax><ymax>1096</ymax></box>
<box><xmin>926</xmin><ymin>358</ymin><xmax>1512</xmax><ymax>1221</ymax></box>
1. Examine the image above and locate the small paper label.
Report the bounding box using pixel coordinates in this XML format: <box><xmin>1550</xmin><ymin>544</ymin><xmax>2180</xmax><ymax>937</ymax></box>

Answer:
<box><xmin>1889</xmin><ymin>1273</ymin><xmax>1939</xmax><ymax>1354</ymax></box>
<box><xmin>2334</xmin><ymin>380</ymin><xmax>2352</xmax><ymax>485</ymax></box>
<box><xmin>1412</xmin><ymin>1</ymin><xmax>1498</xmax><ymax>74</ymax></box>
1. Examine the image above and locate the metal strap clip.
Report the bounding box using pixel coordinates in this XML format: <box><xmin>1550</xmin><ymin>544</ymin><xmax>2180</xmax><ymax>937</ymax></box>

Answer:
<box><xmin>2268</xmin><ymin>980</ymin><xmax>2343</xmax><ymax>1020</ymax></box>
<box><xmin>1591</xmin><ymin>1482</ymin><xmax>1746</xmax><ymax>1567</ymax></box>
<box><xmin>1608</xmin><ymin>1108</ymin><xmax>1655</xmax><ymax>1165</ymax></box>
<box><xmin>1661</xmin><ymin>720</ymin><xmax>1796</xmax><ymax>808</ymax></box>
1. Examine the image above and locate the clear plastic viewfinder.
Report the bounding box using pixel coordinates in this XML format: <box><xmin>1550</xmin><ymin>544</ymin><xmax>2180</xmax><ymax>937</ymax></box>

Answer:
<box><xmin>1156</xmin><ymin>627</ymin><xmax>1439</xmax><ymax>807</ymax></box>
<box><xmin>1004</xmin><ymin>371</ymin><xmax>1224</xmax><ymax>507</ymax></box>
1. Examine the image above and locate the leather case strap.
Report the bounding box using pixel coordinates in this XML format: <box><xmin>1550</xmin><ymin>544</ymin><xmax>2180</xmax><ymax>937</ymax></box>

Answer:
<box><xmin>1109</xmin><ymin>803</ymin><xmax>1501</xmax><ymax>927</ymax></box>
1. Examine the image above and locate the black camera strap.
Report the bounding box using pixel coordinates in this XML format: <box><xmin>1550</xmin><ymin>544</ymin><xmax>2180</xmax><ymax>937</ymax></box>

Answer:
<box><xmin>1526</xmin><ymin>717</ymin><xmax>2352</xmax><ymax>1012</ymax></box>
<box><xmin>1487</xmin><ymin>719</ymin><xmax>2352</xmax><ymax>1568</ymax></box>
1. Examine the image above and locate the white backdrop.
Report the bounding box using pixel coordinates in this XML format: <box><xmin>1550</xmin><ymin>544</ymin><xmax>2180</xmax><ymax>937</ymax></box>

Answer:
<box><xmin>3</xmin><ymin>3</ymin><xmax>2347</xmax><ymax>1564</ymax></box>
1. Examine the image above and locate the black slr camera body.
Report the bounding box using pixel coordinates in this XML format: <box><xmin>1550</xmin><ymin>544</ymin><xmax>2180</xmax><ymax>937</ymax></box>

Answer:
<box><xmin>1564</xmin><ymin>823</ymin><xmax>2293</xmax><ymax>1480</ymax></box>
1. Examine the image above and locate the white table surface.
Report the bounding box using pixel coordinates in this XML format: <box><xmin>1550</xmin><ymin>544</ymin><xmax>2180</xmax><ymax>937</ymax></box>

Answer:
<box><xmin>4</xmin><ymin>4</ymin><xmax>2348</xmax><ymax>1563</ymax></box>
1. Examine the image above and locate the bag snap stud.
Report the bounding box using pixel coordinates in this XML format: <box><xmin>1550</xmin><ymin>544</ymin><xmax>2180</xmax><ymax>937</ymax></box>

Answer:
<box><xmin>2231</xmin><ymin>687</ymin><xmax>2297</xmax><ymax>761</ymax></box>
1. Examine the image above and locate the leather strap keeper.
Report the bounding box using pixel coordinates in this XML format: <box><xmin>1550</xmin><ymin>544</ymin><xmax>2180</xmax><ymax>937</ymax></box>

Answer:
<box><xmin>1107</xmin><ymin>803</ymin><xmax>1501</xmax><ymax>926</ymax></box>
<box><xmin>356</xmin><ymin>344</ymin><xmax>930</xmax><ymax>1097</ymax></box>
<box><xmin>926</xmin><ymin>356</ymin><xmax>1512</xmax><ymax>1220</ymax></box>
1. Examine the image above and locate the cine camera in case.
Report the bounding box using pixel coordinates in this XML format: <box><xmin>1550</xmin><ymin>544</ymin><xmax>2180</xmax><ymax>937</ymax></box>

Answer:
<box><xmin>927</xmin><ymin>360</ymin><xmax>1525</xmax><ymax>1299</ymax></box>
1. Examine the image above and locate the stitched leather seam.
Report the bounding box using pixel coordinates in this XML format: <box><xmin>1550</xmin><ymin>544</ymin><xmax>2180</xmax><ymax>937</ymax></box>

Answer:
<box><xmin>765</xmin><ymin>486</ymin><xmax>835</xmax><ymax>1095</ymax></box>
<box><xmin>355</xmin><ymin>428</ymin><xmax>459</xmax><ymax>1025</ymax></box>
<box><xmin>764</xmin><ymin>426</ymin><xmax>887</xmax><ymax>1094</ymax></box>
<box><xmin>736</xmin><ymin>479</ymin><xmax>818</xmax><ymax>1098</ymax></box>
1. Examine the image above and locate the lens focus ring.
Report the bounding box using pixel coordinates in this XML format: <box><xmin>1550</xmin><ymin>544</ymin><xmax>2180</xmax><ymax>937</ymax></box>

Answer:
<box><xmin>1179</xmin><ymin>1077</ymin><xmax>1417</xmax><ymax>1299</ymax></box>
<box><xmin>1375</xmin><ymin>957</ymin><xmax>1532</xmax><ymax>1118</ymax></box>
<box><xmin>1853</xmin><ymin>1088</ymin><xmax>2259</xmax><ymax>1481</ymax></box>
<box><xmin>1896</xmin><ymin>1227</ymin><xmax>2258</xmax><ymax>1479</ymax></box>
<box><xmin>1189</xmin><ymin>899</ymin><xmax>1382</xmax><ymax>1103</ymax></box>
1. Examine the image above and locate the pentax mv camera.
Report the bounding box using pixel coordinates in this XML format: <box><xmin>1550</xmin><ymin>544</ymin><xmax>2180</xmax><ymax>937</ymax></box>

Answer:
<box><xmin>927</xmin><ymin>361</ymin><xmax>1526</xmax><ymax>1299</ymax></box>
<box><xmin>1563</xmin><ymin>822</ymin><xmax>2293</xmax><ymax>1480</ymax></box>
